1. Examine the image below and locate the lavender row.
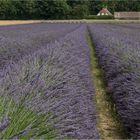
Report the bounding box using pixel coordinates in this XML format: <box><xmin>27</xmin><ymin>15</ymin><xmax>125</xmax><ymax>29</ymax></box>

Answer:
<box><xmin>0</xmin><ymin>23</ymin><xmax>80</xmax><ymax>69</ymax></box>
<box><xmin>89</xmin><ymin>23</ymin><xmax>140</xmax><ymax>139</ymax></box>
<box><xmin>0</xmin><ymin>24</ymin><xmax>99</xmax><ymax>139</ymax></box>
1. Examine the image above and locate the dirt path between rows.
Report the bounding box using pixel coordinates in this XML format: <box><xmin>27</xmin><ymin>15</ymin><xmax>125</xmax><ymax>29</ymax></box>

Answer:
<box><xmin>88</xmin><ymin>32</ymin><xmax>129</xmax><ymax>139</ymax></box>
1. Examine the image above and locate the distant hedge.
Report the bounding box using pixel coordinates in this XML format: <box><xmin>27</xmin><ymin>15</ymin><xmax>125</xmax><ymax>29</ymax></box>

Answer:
<box><xmin>85</xmin><ymin>15</ymin><xmax>114</xmax><ymax>20</ymax></box>
<box><xmin>115</xmin><ymin>17</ymin><xmax>140</xmax><ymax>20</ymax></box>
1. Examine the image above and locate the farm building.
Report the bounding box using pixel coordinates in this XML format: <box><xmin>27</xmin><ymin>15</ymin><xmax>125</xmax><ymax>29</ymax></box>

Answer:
<box><xmin>97</xmin><ymin>8</ymin><xmax>112</xmax><ymax>16</ymax></box>
<box><xmin>114</xmin><ymin>12</ymin><xmax>140</xmax><ymax>19</ymax></box>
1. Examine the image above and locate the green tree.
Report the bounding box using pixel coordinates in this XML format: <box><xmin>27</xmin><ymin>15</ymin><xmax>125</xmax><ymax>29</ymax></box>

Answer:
<box><xmin>67</xmin><ymin>0</ymin><xmax>89</xmax><ymax>19</ymax></box>
<box><xmin>35</xmin><ymin>0</ymin><xmax>70</xmax><ymax>19</ymax></box>
<box><xmin>71</xmin><ymin>4</ymin><xmax>89</xmax><ymax>19</ymax></box>
<box><xmin>89</xmin><ymin>0</ymin><xmax>102</xmax><ymax>15</ymax></box>
<box><xmin>21</xmin><ymin>0</ymin><xmax>36</xmax><ymax>19</ymax></box>
<box><xmin>0</xmin><ymin>0</ymin><xmax>12</xmax><ymax>19</ymax></box>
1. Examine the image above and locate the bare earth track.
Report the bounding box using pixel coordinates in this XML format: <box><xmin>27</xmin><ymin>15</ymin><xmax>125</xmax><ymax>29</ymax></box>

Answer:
<box><xmin>88</xmin><ymin>32</ymin><xmax>129</xmax><ymax>140</ymax></box>
<box><xmin>0</xmin><ymin>20</ymin><xmax>42</xmax><ymax>25</ymax></box>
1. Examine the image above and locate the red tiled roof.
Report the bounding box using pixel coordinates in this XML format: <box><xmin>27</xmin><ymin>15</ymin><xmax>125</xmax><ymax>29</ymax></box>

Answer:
<box><xmin>98</xmin><ymin>8</ymin><xmax>112</xmax><ymax>15</ymax></box>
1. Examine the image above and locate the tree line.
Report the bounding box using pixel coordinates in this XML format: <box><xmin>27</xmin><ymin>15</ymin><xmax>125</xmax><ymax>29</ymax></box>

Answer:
<box><xmin>0</xmin><ymin>0</ymin><xmax>139</xmax><ymax>20</ymax></box>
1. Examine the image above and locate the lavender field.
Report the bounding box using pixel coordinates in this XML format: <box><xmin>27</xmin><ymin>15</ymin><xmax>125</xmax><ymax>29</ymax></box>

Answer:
<box><xmin>0</xmin><ymin>22</ymin><xmax>140</xmax><ymax>139</ymax></box>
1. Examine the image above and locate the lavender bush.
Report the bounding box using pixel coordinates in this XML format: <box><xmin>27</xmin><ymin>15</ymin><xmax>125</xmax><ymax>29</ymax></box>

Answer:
<box><xmin>0</xmin><ymin>24</ymin><xmax>99</xmax><ymax>139</ymax></box>
<box><xmin>89</xmin><ymin>23</ymin><xmax>140</xmax><ymax>139</ymax></box>
<box><xmin>0</xmin><ymin>23</ymin><xmax>80</xmax><ymax>68</ymax></box>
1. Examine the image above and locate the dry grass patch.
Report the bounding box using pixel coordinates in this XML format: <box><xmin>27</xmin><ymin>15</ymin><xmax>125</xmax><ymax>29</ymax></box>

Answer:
<box><xmin>0</xmin><ymin>20</ymin><xmax>42</xmax><ymax>25</ymax></box>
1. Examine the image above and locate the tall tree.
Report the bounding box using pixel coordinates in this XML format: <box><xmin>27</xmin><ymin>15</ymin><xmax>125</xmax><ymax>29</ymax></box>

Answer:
<box><xmin>89</xmin><ymin>0</ymin><xmax>102</xmax><ymax>15</ymax></box>
<box><xmin>35</xmin><ymin>0</ymin><xmax>70</xmax><ymax>19</ymax></box>
<box><xmin>67</xmin><ymin>0</ymin><xmax>89</xmax><ymax>18</ymax></box>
